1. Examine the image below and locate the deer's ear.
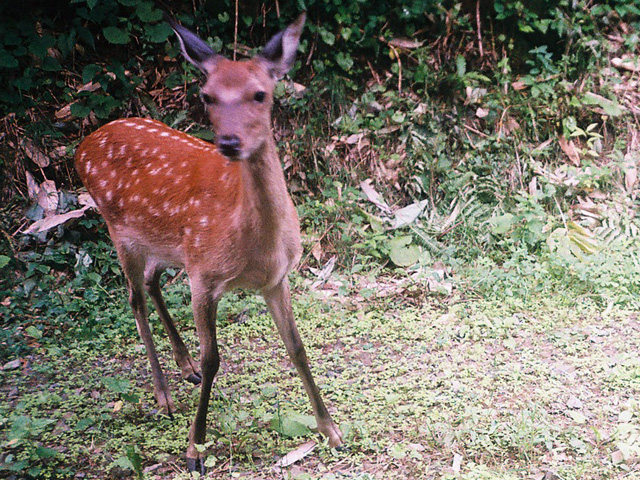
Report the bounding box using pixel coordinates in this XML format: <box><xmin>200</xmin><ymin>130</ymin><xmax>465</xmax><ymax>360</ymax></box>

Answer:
<box><xmin>258</xmin><ymin>13</ymin><xmax>306</xmax><ymax>79</ymax></box>
<box><xmin>166</xmin><ymin>14</ymin><xmax>221</xmax><ymax>73</ymax></box>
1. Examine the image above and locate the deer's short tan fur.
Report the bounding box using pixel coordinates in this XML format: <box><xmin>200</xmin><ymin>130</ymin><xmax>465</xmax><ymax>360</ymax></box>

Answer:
<box><xmin>75</xmin><ymin>14</ymin><xmax>342</xmax><ymax>473</ymax></box>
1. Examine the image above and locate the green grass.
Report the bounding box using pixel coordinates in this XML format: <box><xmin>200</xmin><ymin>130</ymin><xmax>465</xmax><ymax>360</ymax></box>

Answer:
<box><xmin>1</xmin><ymin>272</ymin><xmax>638</xmax><ymax>479</ymax></box>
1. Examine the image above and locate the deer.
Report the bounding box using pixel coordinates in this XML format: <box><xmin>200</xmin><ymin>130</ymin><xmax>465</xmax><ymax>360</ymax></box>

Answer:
<box><xmin>74</xmin><ymin>13</ymin><xmax>342</xmax><ymax>473</ymax></box>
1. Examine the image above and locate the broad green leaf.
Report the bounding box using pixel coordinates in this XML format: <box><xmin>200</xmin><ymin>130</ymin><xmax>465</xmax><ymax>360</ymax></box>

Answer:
<box><xmin>136</xmin><ymin>2</ymin><xmax>162</xmax><ymax>22</ymax></box>
<box><xmin>270</xmin><ymin>412</ymin><xmax>316</xmax><ymax>438</ymax></box>
<box><xmin>103</xmin><ymin>27</ymin><xmax>130</xmax><ymax>45</ymax></box>
<box><xmin>0</xmin><ymin>50</ymin><xmax>19</xmax><ymax>68</ymax></box>
<box><xmin>102</xmin><ymin>376</ymin><xmax>130</xmax><ymax>394</ymax></box>
<box><xmin>35</xmin><ymin>447</ymin><xmax>58</xmax><ymax>459</ymax></box>
<box><xmin>490</xmin><ymin>213</ymin><xmax>515</xmax><ymax>235</ymax></box>
<box><xmin>75</xmin><ymin>417</ymin><xmax>95</xmax><ymax>431</ymax></box>
<box><xmin>319</xmin><ymin>27</ymin><xmax>335</xmax><ymax>46</ymax></box>
<box><xmin>456</xmin><ymin>54</ymin><xmax>466</xmax><ymax>77</ymax></box>
<box><xmin>144</xmin><ymin>23</ymin><xmax>172</xmax><ymax>43</ymax></box>
<box><xmin>25</xmin><ymin>326</ymin><xmax>42</xmax><ymax>339</ymax></box>
<box><xmin>82</xmin><ymin>64</ymin><xmax>102</xmax><ymax>84</ymax></box>
<box><xmin>336</xmin><ymin>52</ymin><xmax>353</xmax><ymax>71</ymax></box>
<box><xmin>0</xmin><ymin>255</ymin><xmax>10</xmax><ymax>268</ymax></box>
<box><xmin>389</xmin><ymin>236</ymin><xmax>421</xmax><ymax>267</ymax></box>
<box><xmin>582</xmin><ymin>92</ymin><xmax>623</xmax><ymax>117</ymax></box>
<box><xmin>389</xmin><ymin>443</ymin><xmax>407</xmax><ymax>459</ymax></box>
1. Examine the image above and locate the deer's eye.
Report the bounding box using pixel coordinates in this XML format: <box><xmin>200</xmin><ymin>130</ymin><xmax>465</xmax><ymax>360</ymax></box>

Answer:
<box><xmin>253</xmin><ymin>91</ymin><xmax>266</xmax><ymax>103</ymax></box>
<box><xmin>201</xmin><ymin>92</ymin><xmax>216</xmax><ymax>105</ymax></box>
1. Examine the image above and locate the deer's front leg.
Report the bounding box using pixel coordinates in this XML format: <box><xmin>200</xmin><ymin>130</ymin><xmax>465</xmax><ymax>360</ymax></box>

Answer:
<box><xmin>263</xmin><ymin>278</ymin><xmax>343</xmax><ymax>447</ymax></box>
<box><xmin>186</xmin><ymin>283</ymin><xmax>220</xmax><ymax>474</ymax></box>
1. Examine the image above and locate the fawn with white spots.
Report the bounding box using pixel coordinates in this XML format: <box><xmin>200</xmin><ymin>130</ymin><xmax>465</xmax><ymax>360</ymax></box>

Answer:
<box><xmin>75</xmin><ymin>13</ymin><xmax>342</xmax><ymax>473</ymax></box>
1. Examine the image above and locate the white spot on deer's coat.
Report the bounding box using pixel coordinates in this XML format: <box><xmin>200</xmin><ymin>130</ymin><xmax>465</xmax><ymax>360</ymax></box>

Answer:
<box><xmin>106</xmin><ymin>190</ymin><xmax>113</xmax><ymax>201</ymax></box>
<box><xmin>135</xmin><ymin>124</ymin><xmax>145</xmax><ymax>130</ymax></box>
<box><xmin>132</xmin><ymin>194</ymin><xmax>140</xmax><ymax>202</ymax></box>
<box><xmin>85</xmin><ymin>160</ymin><xmax>92</xmax><ymax>172</ymax></box>
<box><xmin>119</xmin><ymin>145</ymin><xmax>127</xmax><ymax>156</ymax></box>
<box><xmin>109</xmin><ymin>170</ymin><xmax>116</xmax><ymax>178</ymax></box>
<box><xmin>149</xmin><ymin>128</ymin><xmax>158</xmax><ymax>133</ymax></box>
<box><xmin>199</xmin><ymin>216</ymin><xmax>209</xmax><ymax>226</ymax></box>
<box><xmin>184</xmin><ymin>227</ymin><xmax>192</xmax><ymax>235</ymax></box>
<box><xmin>150</xmin><ymin>168</ymin><xmax>160</xmax><ymax>175</ymax></box>
<box><xmin>99</xmin><ymin>179</ymin><xmax>107</xmax><ymax>188</ymax></box>
<box><xmin>125</xmin><ymin>121</ymin><xmax>137</xmax><ymax>127</ymax></box>
<box><xmin>161</xmin><ymin>132</ymin><xmax>170</xmax><ymax>137</ymax></box>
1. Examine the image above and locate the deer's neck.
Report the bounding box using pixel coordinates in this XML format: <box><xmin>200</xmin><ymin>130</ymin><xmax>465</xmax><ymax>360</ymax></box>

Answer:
<box><xmin>240</xmin><ymin>137</ymin><xmax>294</xmax><ymax>234</ymax></box>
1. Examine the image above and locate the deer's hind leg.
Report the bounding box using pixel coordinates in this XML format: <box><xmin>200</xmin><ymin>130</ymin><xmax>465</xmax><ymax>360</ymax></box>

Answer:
<box><xmin>262</xmin><ymin>277</ymin><xmax>343</xmax><ymax>447</ymax></box>
<box><xmin>115</xmin><ymin>244</ymin><xmax>175</xmax><ymax>415</ymax></box>
<box><xmin>144</xmin><ymin>266</ymin><xmax>202</xmax><ymax>385</ymax></box>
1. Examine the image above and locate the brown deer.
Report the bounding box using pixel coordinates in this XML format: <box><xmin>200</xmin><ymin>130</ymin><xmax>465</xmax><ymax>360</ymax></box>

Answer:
<box><xmin>74</xmin><ymin>13</ymin><xmax>342</xmax><ymax>473</ymax></box>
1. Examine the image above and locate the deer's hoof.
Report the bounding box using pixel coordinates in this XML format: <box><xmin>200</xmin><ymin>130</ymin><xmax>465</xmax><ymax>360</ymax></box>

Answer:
<box><xmin>155</xmin><ymin>390</ymin><xmax>176</xmax><ymax>418</ymax></box>
<box><xmin>185</xmin><ymin>372</ymin><xmax>202</xmax><ymax>385</ymax></box>
<box><xmin>322</xmin><ymin>421</ymin><xmax>344</xmax><ymax>448</ymax></box>
<box><xmin>186</xmin><ymin>456</ymin><xmax>205</xmax><ymax>474</ymax></box>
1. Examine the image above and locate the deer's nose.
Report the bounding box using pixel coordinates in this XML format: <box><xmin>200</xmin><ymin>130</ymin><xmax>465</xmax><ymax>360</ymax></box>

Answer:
<box><xmin>217</xmin><ymin>135</ymin><xmax>241</xmax><ymax>159</ymax></box>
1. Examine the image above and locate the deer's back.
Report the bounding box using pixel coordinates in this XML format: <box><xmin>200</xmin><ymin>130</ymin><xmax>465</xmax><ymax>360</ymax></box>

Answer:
<box><xmin>75</xmin><ymin>118</ymin><xmax>246</xmax><ymax>272</ymax></box>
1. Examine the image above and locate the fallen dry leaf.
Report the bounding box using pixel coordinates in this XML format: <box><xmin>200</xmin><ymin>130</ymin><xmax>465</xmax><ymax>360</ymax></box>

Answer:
<box><xmin>21</xmin><ymin>139</ymin><xmax>51</xmax><ymax>168</ymax></box>
<box><xmin>26</xmin><ymin>171</ymin><xmax>59</xmax><ymax>214</ymax></box>
<box><xmin>360</xmin><ymin>179</ymin><xmax>391</xmax><ymax>214</ymax></box>
<box><xmin>55</xmin><ymin>103</ymin><xmax>73</xmax><ymax>121</ymax></box>
<box><xmin>612</xmin><ymin>57</ymin><xmax>640</xmax><ymax>72</ymax></box>
<box><xmin>23</xmin><ymin>206</ymin><xmax>91</xmax><ymax>235</ymax></box>
<box><xmin>388</xmin><ymin>38</ymin><xmax>424</xmax><ymax>49</ymax></box>
<box><xmin>558</xmin><ymin>136</ymin><xmax>580</xmax><ymax>166</ymax></box>
<box><xmin>476</xmin><ymin>107</ymin><xmax>489</xmax><ymax>118</ymax></box>
<box><xmin>273</xmin><ymin>441</ymin><xmax>316</xmax><ymax>469</ymax></box>
<box><xmin>623</xmin><ymin>152</ymin><xmax>638</xmax><ymax>195</ymax></box>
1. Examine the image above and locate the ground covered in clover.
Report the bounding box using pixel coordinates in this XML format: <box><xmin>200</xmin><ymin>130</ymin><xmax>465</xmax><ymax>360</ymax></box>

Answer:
<box><xmin>1</xmin><ymin>278</ymin><xmax>639</xmax><ymax>479</ymax></box>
